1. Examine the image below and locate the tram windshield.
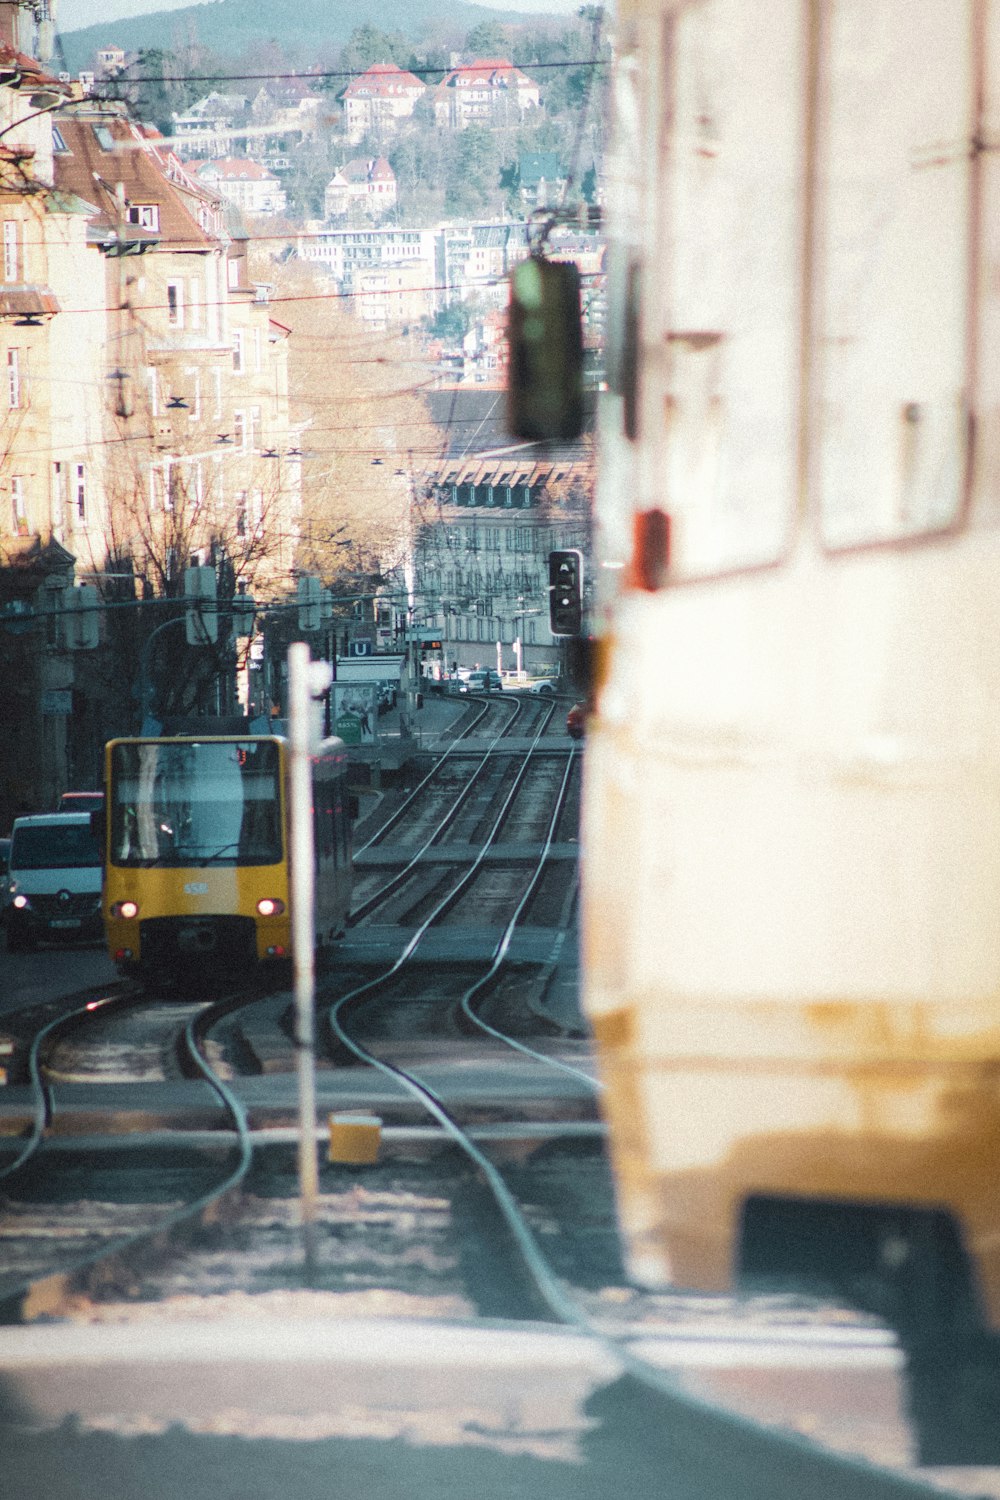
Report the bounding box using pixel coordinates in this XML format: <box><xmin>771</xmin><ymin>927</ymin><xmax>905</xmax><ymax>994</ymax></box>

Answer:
<box><xmin>109</xmin><ymin>739</ymin><xmax>282</xmax><ymax>867</ymax></box>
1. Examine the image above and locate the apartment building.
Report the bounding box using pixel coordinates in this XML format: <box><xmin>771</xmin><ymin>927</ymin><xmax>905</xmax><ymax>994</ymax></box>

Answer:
<box><xmin>411</xmin><ymin>453</ymin><xmax>590</xmax><ymax>675</ymax></box>
<box><xmin>195</xmin><ymin>158</ymin><xmax>288</xmax><ymax>217</ymax></box>
<box><xmin>340</xmin><ymin>62</ymin><xmax>426</xmax><ymax>145</ymax></box>
<box><xmin>323</xmin><ymin>156</ymin><xmax>397</xmax><ymax>220</ymax></box>
<box><xmin>432</xmin><ymin>59</ymin><xmax>540</xmax><ymax>130</ymax></box>
<box><xmin>0</xmin><ymin>51</ymin><xmax>301</xmax><ymax>818</ymax></box>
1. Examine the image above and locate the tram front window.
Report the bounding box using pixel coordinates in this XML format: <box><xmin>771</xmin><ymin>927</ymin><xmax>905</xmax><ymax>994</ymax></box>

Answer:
<box><xmin>110</xmin><ymin>741</ymin><xmax>282</xmax><ymax>867</ymax></box>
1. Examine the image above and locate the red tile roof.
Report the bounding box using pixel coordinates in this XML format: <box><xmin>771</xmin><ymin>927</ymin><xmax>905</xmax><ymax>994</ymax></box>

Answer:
<box><xmin>342</xmin><ymin>62</ymin><xmax>425</xmax><ymax>98</ymax></box>
<box><xmin>52</xmin><ymin>112</ymin><xmax>224</xmax><ymax>251</ymax></box>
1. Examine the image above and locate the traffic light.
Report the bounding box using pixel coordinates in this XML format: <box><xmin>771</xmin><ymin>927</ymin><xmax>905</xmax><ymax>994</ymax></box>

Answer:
<box><xmin>231</xmin><ymin>589</ymin><xmax>256</xmax><ymax>636</ymax></box>
<box><xmin>297</xmin><ymin>574</ymin><xmax>321</xmax><ymax>632</ymax></box>
<box><xmin>67</xmin><ymin>584</ymin><xmax>100</xmax><ymax>650</ymax></box>
<box><xmin>548</xmin><ymin>549</ymin><xmax>583</xmax><ymax>636</ymax></box>
<box><xmin>184</xmin><ymin>565</ymin><xmax>218</xmax><ymax>644</ymax></box>
<box><xmin>507</xmin><ymin>255</ymin><xmax>584</xmax><ymax>442</ymax></box>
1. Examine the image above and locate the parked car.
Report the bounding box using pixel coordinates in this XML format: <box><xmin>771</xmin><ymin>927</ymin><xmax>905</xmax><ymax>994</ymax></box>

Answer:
<box><xmin>566</xmin><ymin>703</ymin><xmax>587</xmax><ymax>740</ymax></box>
<box><xmin>528</xmin><ymin>679</ymin><xmax>556</xmax><ymax>695</ymax></box>
<box><xmin>57</xmin><ymin>790</ymin><xmax>104</xmax><ymax>815</ymax></box>
<box><xmin>461</xmin><ymin>670</ymin><xmax>503</xmax><ymax>693</ymax></box>
<box><xmin>6</xmin><ymin>812</ymin><xmax>103</xmax><ymax>951</ymax></box>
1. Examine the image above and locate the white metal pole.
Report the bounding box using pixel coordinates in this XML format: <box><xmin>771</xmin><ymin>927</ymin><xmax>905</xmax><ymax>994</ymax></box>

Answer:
<box><xmin>288</xmin><ymin>640</ymin><xmax>319</xmax><ymax>1278</ymax></box>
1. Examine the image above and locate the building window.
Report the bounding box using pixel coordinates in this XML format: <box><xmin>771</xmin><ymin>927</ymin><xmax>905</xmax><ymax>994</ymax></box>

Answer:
<box><xmin>166</xmin><ymin>280</ymin><xmax>183</xmax><ymax>327</ymax></box>
<box><xmin>227</xmin><ymin>258</ymin><xmax>239</xmax><ymax>290</ymax></box>
<box><xmin>74</xmin><ymin>462</ymin><xmax>86</xmax><ymax>521</ymax></box>
<box><xmin>185</xmin><ymin>367</ymin><xmax>202</xmax><ymax>421</ymax></box>
<box><xmin>3</xmin><ymin>221</ymin><xmax>18</xmax><ymax>281</ymax></box>
<box><xmin>232</xmin><ymin>329</ymin><xmax>244</xmax><ymax>373</ymax></box>
<box><xmin>126</xmin><ymin>203</ymin><xmax>159</xmax><ymax>230</ymax></box>
<box><xmin>51</xmin><ymin>460</ymin><xmax>66</xmax><ymax>534</ymax></box>
<box><xmin>233</xmin><ymin>409</ymin><xmax>246</xmax><ymax>451</ymax></box>
<box><xmin>10</xmin><ymin>475</ymin><xmax>26</xmax><ymax>535</ymax></box>
<box><xmin>167</xmin><ymin>464</ymin><xmax>183</xmax><ymax>513</ymax></box>
<box><xmin>188</xmin><ymin>277</ymin><xmax>202</xmax><ymax>330</ymax></box>
<box><xmin>235</xmin><ymin>491</ymin><xmax>247</xmax><ymax>537</ymax></box>
<box><xmin>7</xmin><ymin>347</ymin><xmax>20</xmax><ymax>408</ymax></box>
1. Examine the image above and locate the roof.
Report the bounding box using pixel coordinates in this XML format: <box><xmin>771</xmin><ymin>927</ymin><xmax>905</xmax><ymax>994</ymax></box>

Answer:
<box><xmin>519</xmin><ymin>152</ymin><xmax>564</xmax><ymax>188</ymax></box>
<box><xmin>438</xmin><ymin>58</ymin><xmax>537</xmax><ymax>91</ymax></box>
<box><xmin>0</xmin><ymin>286</ymin><xmax>60</xmax><ymax>319</ymax></box>
<box><xmin>53</xmin><ymin>112</ymin><xmax>224</xmax><ymax>253</ymax></box>
<box><xmin>342</xmin><ymin>62</ymin><xmax>425</xmax><ymax>99</ymax></box>
<box><xmin>198</xmin><ymin>158</ymin><xmax>276</xmax><ymax>182</ymax></box>
<box><xmin>11</xmin><ymin>812</ymin><xmax>92</xmax><ymax>827</ymax></box>
<box><xmin>0</xmin><ymin>44</ymin><xmax>65</xmax><ymax>91</ymax></box>
<box><xmin>337</xmin><ymin>156</ymin><xmax>395</xmax><ymax>185</ymax></box>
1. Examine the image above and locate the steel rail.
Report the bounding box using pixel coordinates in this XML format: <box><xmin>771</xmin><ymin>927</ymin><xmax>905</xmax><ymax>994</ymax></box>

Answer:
<box><xmin>348</xmin><ymin>697</ymin><xmax>552</xmax><ymax>922</ymax></box>
<box><xmin>0</xmin><ymin>987</ymin><xmax>257</xmax><ymax>1312</ymax></box>
<box><xmin>353</xmin><ymin>691</ymin><xmax>525</xmax><ymax>853</ymax></box>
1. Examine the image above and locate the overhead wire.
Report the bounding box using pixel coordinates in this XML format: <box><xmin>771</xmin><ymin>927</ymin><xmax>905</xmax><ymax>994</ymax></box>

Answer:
<box><xmin>84</xmin><ymin>56</ymin><xmax>611</xmax><ymax>92</ymax></box>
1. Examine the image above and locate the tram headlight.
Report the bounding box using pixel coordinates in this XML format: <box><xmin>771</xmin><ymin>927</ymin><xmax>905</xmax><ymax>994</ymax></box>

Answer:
<box><xmin>256</xmin><ymin>897</ymin><xmax>285</xmax><ymax>917</ymax></box>
<box><xmin>12</xmin><ymin>894</ymin><xmax>29</xmax><ymax>910</ymax></box>
<box><xmin>111</xmin><ymin>900</ymin><xmax>138</xmax><ymax>919</ymax></box>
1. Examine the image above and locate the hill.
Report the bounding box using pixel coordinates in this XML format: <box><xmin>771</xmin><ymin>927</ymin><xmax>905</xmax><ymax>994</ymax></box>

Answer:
<box><xmin>57</xmin><ymin>0</ymin><xmax>558</xmax><ymax>72</ymax></box>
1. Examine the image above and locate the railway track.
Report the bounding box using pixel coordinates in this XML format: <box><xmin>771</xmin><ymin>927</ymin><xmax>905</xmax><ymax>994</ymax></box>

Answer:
<box><xmin>0</xmin><ymin>722</ymin><xmax>996</xmax><ymax>1497</ymax></box>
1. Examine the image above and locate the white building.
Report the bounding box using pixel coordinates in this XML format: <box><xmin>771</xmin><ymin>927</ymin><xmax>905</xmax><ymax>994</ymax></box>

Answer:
<box><xmin>323</xmin><ymin>156</ymin><xmax>397</xmax><ymax>220</ymax></box>
<box><xmin>340</xmin><ymin>63</ymin><xmax>426</xmax><ymax>145</ymax></box>
<box><xmin>433</xmin><ymin>58</ymin><xmax>540</xmax><ymax>129</ymax></box>
<box><xmin>195</xmin><ymin>159</ymin><xmax>287</xmax><ymax>217</ymax></box>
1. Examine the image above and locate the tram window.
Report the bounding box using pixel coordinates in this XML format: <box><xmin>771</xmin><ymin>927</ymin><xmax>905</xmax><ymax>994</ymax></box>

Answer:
<box><xmin>815</xmin><ymin>0</ymin><xmax>968</xmax><ymax>547</ymax></box>
<box><xmin>635</xmin><ymin>0</ymin><xmax>801</xmax><ymax>576</ymax></box>
<box><xmin>110</xmin><ymin>740</ymin><xmax>281</xmax><ymax>866</ymax></box>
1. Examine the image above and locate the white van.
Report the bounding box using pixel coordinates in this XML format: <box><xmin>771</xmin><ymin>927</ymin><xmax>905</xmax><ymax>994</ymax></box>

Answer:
<box><xmin>6</xmin><ymin>812</ymin><xmax>103</xmax><ymax>952</ymax></box>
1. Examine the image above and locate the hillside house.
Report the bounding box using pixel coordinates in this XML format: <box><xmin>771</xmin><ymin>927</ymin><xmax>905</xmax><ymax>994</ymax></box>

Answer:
<box><xmin>433</xmin><ymin>58</ymin><xmax>540</xmax><ymax>129</ymax></box>
<box><xmin>324</xmin><ymin>156</ymin><xmax>397</xmax><ymax>220</ymax></box>
<box><xmin>340</xmin><ymin>62</ymin><xmax>426</xmax><ymax>145</ymax></box>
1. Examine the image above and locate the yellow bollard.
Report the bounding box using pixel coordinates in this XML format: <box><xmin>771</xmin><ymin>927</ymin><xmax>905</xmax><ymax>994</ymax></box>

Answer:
<box><xmin>328</xmin><ymin>1112</ymin><xmax>382</xmax><ymax>1165</ymax></box>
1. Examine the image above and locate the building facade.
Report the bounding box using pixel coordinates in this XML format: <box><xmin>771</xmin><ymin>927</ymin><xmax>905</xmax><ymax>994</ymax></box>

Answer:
<box><xmin>340</xmin><ymin>63</ymin><xmax>426</xmax><ymax>145</ymax></box>
<box><xmin>433</xmin><ymin>59</ymin><xmax>541</xmax><ymax>130</ymax></box>
<box><xmin>195</xmin><ymin>158</ymin><xmax>287</xmax><ymax>217</ymax></box>
<box><xmin>0</xmin><ymin>32</ymin><xmax>302</xmax><ymax>824</ymax></box>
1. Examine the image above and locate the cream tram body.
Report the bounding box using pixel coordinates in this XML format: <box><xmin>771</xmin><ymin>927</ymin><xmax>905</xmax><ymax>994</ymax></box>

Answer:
<box><xmin>584</xmin><ymin>0</ymin><xmax>1000</xmax><ymax>1329</ymax></box>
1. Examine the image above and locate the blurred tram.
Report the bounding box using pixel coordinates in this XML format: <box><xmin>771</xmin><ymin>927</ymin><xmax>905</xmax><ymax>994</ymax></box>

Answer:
<box><xmin>101</xmin><ymin>733</ymin><xmax>351</xmax><ymax>977</ymax></box>
<box><xmin>579</xmin><ymin>0</ymin><xmax>1000</xmax><ymax>1369</ymax></box>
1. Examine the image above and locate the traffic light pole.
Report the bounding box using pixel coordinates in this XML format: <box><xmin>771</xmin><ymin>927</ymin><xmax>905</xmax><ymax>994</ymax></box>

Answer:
<box><xmin>136</xmin><ymin>614</ymin><xmax>199</xmax><ymax>732</ymax></box>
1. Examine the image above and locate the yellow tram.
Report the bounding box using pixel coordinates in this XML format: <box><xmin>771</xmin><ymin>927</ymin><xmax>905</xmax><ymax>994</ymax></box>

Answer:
<box><xmin>580</xmin><ymin>0</ymin><xmax>1000</xmax><ymax>1350</ymax></box>
<box><xmin>101</xmin><ymin>734</ymin><xmax>351</xmax><ymax>977</ymax></box>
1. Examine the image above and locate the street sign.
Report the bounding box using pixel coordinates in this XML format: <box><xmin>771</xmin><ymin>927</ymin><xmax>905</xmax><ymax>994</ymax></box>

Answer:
<box><xmin>335</xmin><ymin>711</ymin><xmax>362</xmax><ymax>745</ymax></box>
<box><xmin>349</xmin><ymin>639</ymin><xmax>373</xmax><ymax>657</ymax></box>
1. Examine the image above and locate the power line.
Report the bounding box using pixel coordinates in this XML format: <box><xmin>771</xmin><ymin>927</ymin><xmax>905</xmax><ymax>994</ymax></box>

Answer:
<box><xmin>87</xmin><ymin>57</ymin><xmax>611</xmax><ymax>93</ymax></box>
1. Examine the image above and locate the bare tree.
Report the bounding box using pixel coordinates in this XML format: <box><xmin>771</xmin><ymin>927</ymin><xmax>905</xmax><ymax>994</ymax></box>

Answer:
<box><xmin>248</xmin><ymin>249</ymin><xmax>434</xmax><ymax>605</ymax></box>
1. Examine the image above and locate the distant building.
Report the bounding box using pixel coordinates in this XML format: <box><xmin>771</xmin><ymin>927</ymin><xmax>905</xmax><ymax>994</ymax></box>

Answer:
<box><xmin>195</xmin><ymin>158</ymin><xmax>287</xmax><ymax>217</ymax></box>
<box><xmin>171</xmin><ymin>93</ymin><xmax>248</xmax><ymax>158</ymax></box>
<box><xmin>436</xmin><ymin>221</ymin><xmax>530</xmax><ymax>309</ymax></box>
<box><xmin>518</xmin><ymin>152</ymin><xmax>566</xmax><ymax>207</ymax></box>
<box><xmin>95</xmin><ymin>44</ymin><xmax>126</xmax><ymax>75</ymax></box>
<box><xmin>340</xmin><ymin>62</ymin><xmax>426</xmax><ymax>145</ymax></box>
<box><xmin>433</xmin><ymin>58</ymin><xmax>540</xmax><ymax>129</ymax></box>
<box><xmin>323</xmin><ymin>156</ymin><xmax>397</xmax><ymax>220</ymax></box>
<box><xmin>410</xmin><ymin>411</ymin><xmax>592</xmax><ymax>676</ymax></box>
